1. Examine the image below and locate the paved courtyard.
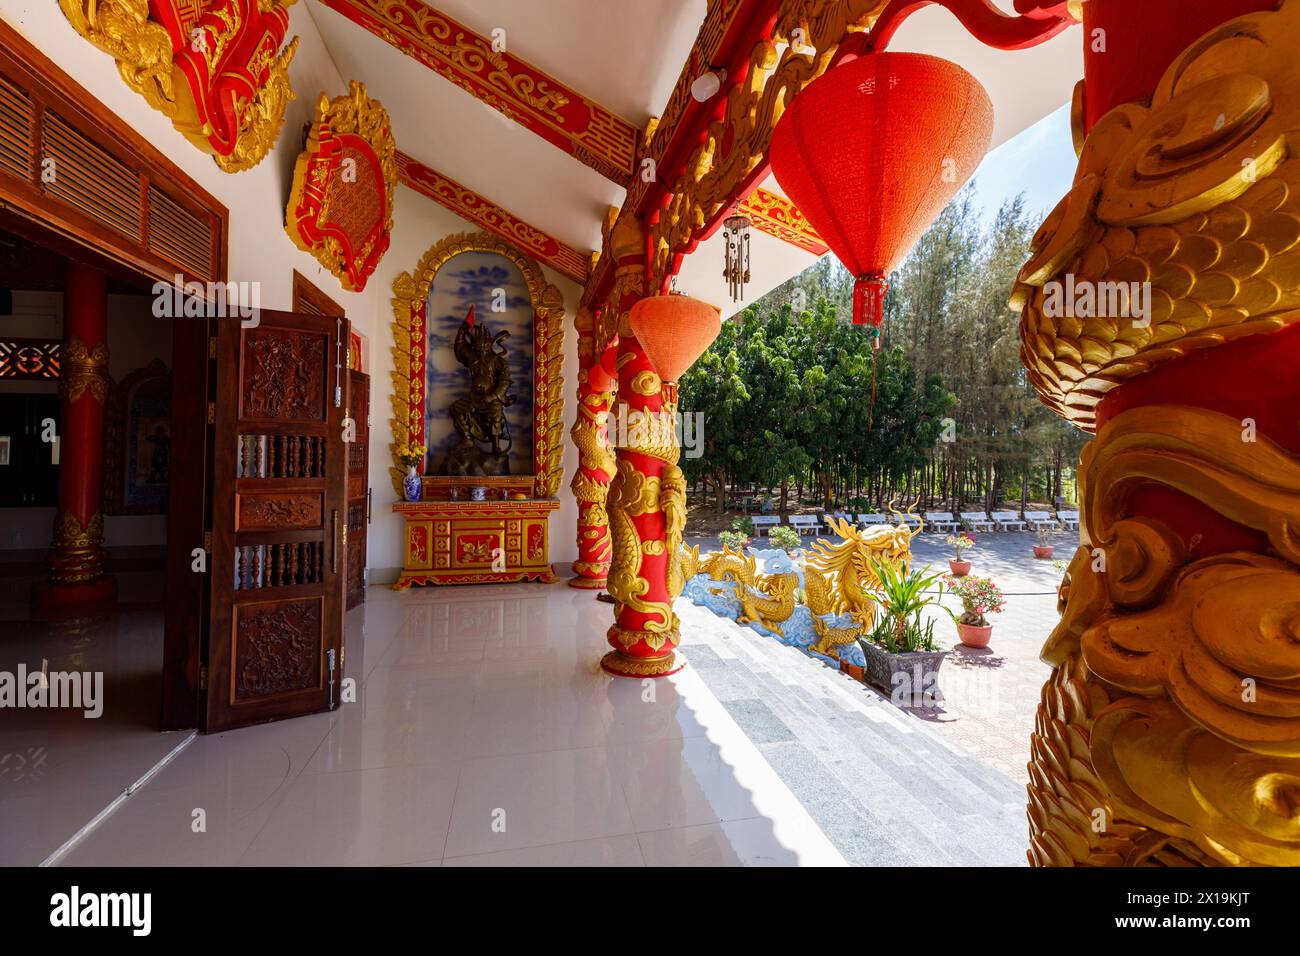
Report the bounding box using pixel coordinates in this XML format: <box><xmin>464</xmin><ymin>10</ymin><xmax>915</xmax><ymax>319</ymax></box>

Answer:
<box><xmin>676</xmin><ymin>525</ymin><xmax>1072</xmax><ymax>865</ymax></box>
<box><xmin>682</xmin><ymin>526</ymin><xmax>1072</xmax><ymax>784</ymax></box>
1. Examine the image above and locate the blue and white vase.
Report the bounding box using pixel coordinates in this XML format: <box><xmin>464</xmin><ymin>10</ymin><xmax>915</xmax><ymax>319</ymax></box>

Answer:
<box><xmin>403</xmin><ymin>466</ymin><xmax>422</xmax><ymax>502</ymax></box>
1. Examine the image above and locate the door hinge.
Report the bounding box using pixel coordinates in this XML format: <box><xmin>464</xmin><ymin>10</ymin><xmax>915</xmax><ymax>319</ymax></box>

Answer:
<box><xmin>208</xmin><ymin>336</ymin><xmax>217</xmax><ymax>359</ymax></box>
<box><xmin>203</xmin><ymin>531</ymin><xmax>212</xmax><ymax>553</ymax></box>
<box><xmin>199</xmin><ymin>664</ymin><xmax>208</xmax><ymax>690</ymax></box>
<box><xmin>207</xmin><ymin>402</ymin><xmax>215</xmax><ymax>425</ymax></box>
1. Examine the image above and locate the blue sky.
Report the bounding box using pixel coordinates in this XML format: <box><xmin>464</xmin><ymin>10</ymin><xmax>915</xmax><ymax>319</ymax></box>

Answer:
<box><xmin>967</xmin><ymin>102</ymin><xmax>1076</xmax><ymax>227</ymax></box>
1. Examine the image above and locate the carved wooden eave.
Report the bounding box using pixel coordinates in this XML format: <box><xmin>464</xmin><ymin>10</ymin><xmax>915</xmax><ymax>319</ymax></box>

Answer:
<box><xmin>58</xmin><ymin>0</ymin><xmax>300</xmax><ymax>173</ymax></box>
<box><xmin>397</xmin><ymin>152</ymin><xmax>591</xmax><ymax>285</ymax></box>
<box><xmin>318</xmin><ymin>0</ymin><xmax>639</xmax><ymax>186</ymax></box>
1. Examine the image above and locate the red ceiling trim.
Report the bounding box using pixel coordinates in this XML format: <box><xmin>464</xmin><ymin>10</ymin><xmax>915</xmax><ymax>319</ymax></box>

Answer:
<box><xmin>320</xmin><ymin>0</ymin><xmax>638</xmax><ymax>186</ymax></box>
<box><xmin>397</xmin><ymin>152</ymin><xmax>590</xmax><ymax>284</ymax></box>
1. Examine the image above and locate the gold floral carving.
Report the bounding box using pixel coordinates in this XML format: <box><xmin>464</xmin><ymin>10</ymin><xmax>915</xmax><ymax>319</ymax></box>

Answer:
<box><xmin>60</xmin><ymin>338</ymin><xmax>110</xmax><ymax>403</ymax></box>
<box><xmin>1013</xmin><ymin>0</ymin><xmax>1300</xmax><ymax>430</ymax></box>
<box><xmin>389</xmin><ymin>232</ymin><xmax>565</xmax><ymax>497</ymax></box>
<box><xmin>50</xmin><ymin>511</ymin><xmax>107</xmax><ymax>583</ymax></box>
<box><xmin>1028</xmin><ymin>404</ymin><xmax>1300</xmax><ymax>867</ymax></box>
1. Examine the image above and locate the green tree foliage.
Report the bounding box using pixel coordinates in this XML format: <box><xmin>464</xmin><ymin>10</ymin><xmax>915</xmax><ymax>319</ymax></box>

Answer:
<box><xmin>679</xmin><ymin>297</ymin><xmax>953</xmax><ymax>514</ymax></box>
<box><xmin>681</xmin><ymin>184</ymin><xmax>1089</xmax><ymax>512</ymax></box>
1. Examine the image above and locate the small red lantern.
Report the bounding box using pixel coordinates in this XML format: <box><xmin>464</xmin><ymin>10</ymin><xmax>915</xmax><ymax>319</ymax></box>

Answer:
<box><xmin>769</xmin><ymin>52</ymin><xmax>993</xmax><ymax>341</ymax></box>
<box><xmin>628</xmin><ymin>294</ymin><xmax>722</xmax><ymax>384</ymax></box>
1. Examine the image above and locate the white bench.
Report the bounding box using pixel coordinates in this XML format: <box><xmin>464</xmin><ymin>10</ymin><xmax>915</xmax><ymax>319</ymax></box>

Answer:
<box><xmin>960</xmin><ymin>511</ymin><xmax>995</xmax><ymax>532</ymax></box>
<box><xmin>857</xmin><ymin>513</ymin><xmax>889</xmax><ymax>527</ymax></box>
<box><xmin>925</xmin><ymin>511</ymin><xmax>956</xmax><ymax>532</ymax></box>
<box><xmin>990</xmin><ymin>510</ymin><xmax>1026</xmax><ymax>531</ymax></box>
<box><xmin>1057</xmin><ymin>510</ymin><xmax>1080</xmax><ymax>531</ymax></box>
<box><xmin>789</xmin><ymin>515</ymin><xmax>819</xmax><ymax>534</ymax></box>
<box><xmin>751</xmin><ymin>515</ymin><xmax>781</xmax><ymax>536</ymax></box>
<box><xmin>1024</xmin><ymin>511</ymin><xmax>1059</xmax><ymax>531</ymax></box>
<box><xmin>897</xmin><ymin>514</ymin><xmax>923</xmax><ymax>529</ymax></box>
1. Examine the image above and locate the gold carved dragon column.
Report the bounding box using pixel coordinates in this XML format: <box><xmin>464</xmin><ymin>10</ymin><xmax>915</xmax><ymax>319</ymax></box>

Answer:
<box><xmin>568</xmin><ymin>306</ymin><xmax>618</xmax><ymax>589</ymax></box>
<box><xmin>1015</xmin><ymin>0</ymin><xmax>1300</xmax><ymax>866</ymax></box>
<box><xmin>601</xmin><ymin>217</ymin><xmax>687</xmax><ymax>677</ymax></box>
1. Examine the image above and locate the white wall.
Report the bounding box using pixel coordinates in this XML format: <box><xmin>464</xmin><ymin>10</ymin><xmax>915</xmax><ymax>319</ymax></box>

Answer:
<box><xmin>1</xmin><ymin>2</ymin><xmax>583</xmax><ymax>578</ymax></box>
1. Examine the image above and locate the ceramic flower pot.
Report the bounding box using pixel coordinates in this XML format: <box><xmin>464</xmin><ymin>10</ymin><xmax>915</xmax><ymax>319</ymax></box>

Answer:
<box><xmin>1033</xmin><ymin>545</ymin><xmax>1054</xmax><ymax>559</ymax></box>
<box><xmin>402</xmin><ymin>465</ymin><xmax>422</xmax><ymax>502</ymax></box>
<box><xmin>949</xmin><ymin>559</ymin><xmax>971</xmax><ymax>576</ymax></box>
<box><xmin>957</xmin><ymin>622</ymin><xmax>993</xmax><ymax>648</ymax></box>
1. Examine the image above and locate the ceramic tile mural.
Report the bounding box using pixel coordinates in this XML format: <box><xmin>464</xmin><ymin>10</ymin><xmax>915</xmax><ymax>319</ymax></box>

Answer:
<box><xmin>425</xmin><ymin>251</ymin><xmax>535</xmax><ymax>474</ymax></box>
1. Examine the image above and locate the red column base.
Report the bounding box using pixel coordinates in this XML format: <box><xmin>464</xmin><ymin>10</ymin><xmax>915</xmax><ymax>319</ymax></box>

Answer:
<box><xmin>31</xmin><ymin>575</ymin><xmax>118</xmax><ymax>619</ymax></box>
<box><xmin>568</xmin><ymin>573</ymin><xmax>609</xmax><ymax>590</ymax></box>
<box><xmin>600</xmin><ymin>647</ymin><xmax>685</xmax><ymax>678</ymax></box>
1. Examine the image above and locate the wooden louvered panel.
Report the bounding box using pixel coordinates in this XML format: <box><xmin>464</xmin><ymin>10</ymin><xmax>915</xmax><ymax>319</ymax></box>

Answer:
<box><xmin>0</xmin><ymin>73</ymin><xmax>32</xmax><ymax>181</ymax></box>
<box><xmin>148</xmin><ymin>186</ymin><xmax>213</xmax><ymax>281</ymax></box>
<box><xmin>42</xmin><ymin>111</ymin><xmax>141</xmax><ymax>239</ymax></box>
<box><xmin>0</xmin><ymin>19</ymin><xmax>227</xmax><ymax>288</ymax></box>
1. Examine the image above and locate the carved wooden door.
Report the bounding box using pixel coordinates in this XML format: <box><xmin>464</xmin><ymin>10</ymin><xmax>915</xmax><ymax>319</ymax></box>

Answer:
<box><xmin>205</xmin><ymin>309</ymin><xmax>349</xmax><ymax>731</ymax></box>
<box><xmin>345</xmin><ymin>369</ymin><xmax>369</xmax><ymax>610</ymax></box>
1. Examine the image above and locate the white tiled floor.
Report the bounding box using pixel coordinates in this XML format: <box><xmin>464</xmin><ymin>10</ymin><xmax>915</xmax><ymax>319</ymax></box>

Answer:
<box><xmin>24</xmin><ymin>581</ymin><xmax>845</xmax><ymax>867</ymax></box>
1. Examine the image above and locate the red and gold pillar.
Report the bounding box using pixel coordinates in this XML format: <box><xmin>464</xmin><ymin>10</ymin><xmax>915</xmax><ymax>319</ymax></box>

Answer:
<box><xmin>600</xmin><ymin>217</ymin><xmax>687</xmax><ymax>677</ymax></box>
<box><xmin>33</xmin><ymin>259</ymin><xmax>116</xmax><ymax>614</ymax></box>
<box><xmin>568</xmin><ymin>307</ymin><xmax>618</xmax><ymax>588</ymax></box>
<box><xmin>1018</xmin><ymin>0</ymin><xmax>1300</xmax><ymax>866</ymax></box>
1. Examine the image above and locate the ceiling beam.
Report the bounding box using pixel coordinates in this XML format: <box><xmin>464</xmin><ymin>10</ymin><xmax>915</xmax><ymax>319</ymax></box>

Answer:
<box><xmin>397</xmin><ymin>152</ymin><xmax>591</xmax><ymax>284</ymax></box>
<box><xmin>740</xmin><ymin>187</ymin><xmax>827</xmax><ymax>255</ymax></box>
<box><xmin>318</xmin><ymin>0</ymin><xmax>638</xmax><ymax>186</ymax></box>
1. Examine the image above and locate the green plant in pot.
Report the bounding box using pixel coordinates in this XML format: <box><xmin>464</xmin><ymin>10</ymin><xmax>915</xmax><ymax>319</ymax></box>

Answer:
<box><xmin>943</xmin><ymin>573</ymin><xmax>1005</xmax><ymax>648</ymax></box>
<box><xmin>1033</xmin><ymin>527</ymin><xmax>1055</xmax><ymax>559</ymax></box>
<box><xmin>768</xmin><ymin>525</ymin><xmax>801</xmax><ymax>555</ymax></box>
<box><xmin>945</xmin><ymin>533</ymin><xmax>974</xmax><ymax>577</ymax></box>
<box><xmin>860</xmin><ymin>558</ymin><xmax>954</xmax><ymax>707</ymax></box>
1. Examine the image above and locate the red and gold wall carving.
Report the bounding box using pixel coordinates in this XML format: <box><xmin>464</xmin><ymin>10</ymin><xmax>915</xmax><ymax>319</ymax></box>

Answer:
<box><xmin>59</xmin><ymin>0</ymin><xmax>300</xmax><ymax>172</ymax></box>
<box><xmin>319</xmin><ymin>0</ymin><xmax>637</xmax><ymax>185</ymax></box>
<box><xmin>397</xmin><ymin>153</ymin><xmax>589</xmax><ymax>284</ymax></box>
<box><xmin>285</xmin><ymin>82</ymin><xmax>397</xmax><ymax>292</ymax></box>
<box><xmin>1015</xmin><ymin>0</ymin><xmax>1300</xmax><ymax>866</ymax></box>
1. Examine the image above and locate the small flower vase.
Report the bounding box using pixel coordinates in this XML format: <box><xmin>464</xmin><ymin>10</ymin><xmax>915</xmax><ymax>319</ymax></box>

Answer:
<box><xmin>403</xmin><ymin>465</ymin><xmax>422</xmax><ymax>502</ymax></box>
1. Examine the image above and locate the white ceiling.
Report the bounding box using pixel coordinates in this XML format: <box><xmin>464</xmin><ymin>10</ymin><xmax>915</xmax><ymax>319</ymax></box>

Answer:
<box><xmin>307</xmin><ymin>0</ymin><xmax>1083</xmax><ymax>312</ymax></box>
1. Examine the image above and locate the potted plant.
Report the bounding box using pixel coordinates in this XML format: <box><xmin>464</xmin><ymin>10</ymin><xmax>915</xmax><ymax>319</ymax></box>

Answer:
<box><xmin>718</xmin><ymin>529</ymin><xmax>750</xmax><ymax>551</ymax></box>
<box><xmin>396</xmin><ymin>443</ymin><xmax>426</xmax><ymax>502</ymax></box>
<box><xmin>769</xmin><ymin>525</ymin><xmax>801</xmax><ymax>555</ymax></box>
<box><xmin>1033</xmin><ymin>528</ymin><xmax>1055</xmax><ymax>559</ymax></box>
<box><xmin>858</xmin><ymin>558</ymin><xmax>953</xmax><ymax>706</ymax></box>
<box><xmin>959</xmin><ymin>517</ymin><xmax>978</xmax><ymax>544</ymax></box>
<box><xmin>945</xmin><ymin>533</ymin><xmax>975</xmax><ymax>576</ymax></box>
<box><xmin>943</xmin><ymin>574</ymin><xmax>1005</xmax><ymax>648</ymax></box>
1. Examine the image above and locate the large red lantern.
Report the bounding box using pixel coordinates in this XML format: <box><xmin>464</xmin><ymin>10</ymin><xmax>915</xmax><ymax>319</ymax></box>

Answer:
<box><xmin>769</xmin><ymin>52</ymin><xmax>994</xmax><ymax>341</ymax></box>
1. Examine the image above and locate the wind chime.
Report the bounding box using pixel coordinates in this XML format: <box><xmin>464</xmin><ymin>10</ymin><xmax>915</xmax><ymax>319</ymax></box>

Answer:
<box><xmin>722</xmin><ymin>213</ymin><xmax>751</xmax><ymax>303</ymax></box>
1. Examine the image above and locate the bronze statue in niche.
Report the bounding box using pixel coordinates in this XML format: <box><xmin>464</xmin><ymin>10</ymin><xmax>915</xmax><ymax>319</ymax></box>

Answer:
<box><xmin>443</xmin><ymin>306</ymin><xmax>514</xmax><ymax>476</ymax></box>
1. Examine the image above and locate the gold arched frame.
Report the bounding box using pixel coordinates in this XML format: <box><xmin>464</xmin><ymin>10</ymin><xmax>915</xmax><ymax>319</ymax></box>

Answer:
<box><xmin>390</xmin><ymin>231</ymin><xmax>565</xmax><ymax>497</ymax></box>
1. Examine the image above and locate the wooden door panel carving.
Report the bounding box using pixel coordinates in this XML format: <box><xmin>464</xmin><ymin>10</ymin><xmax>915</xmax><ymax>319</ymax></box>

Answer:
<box><xmin>241</xmin><ymin>327</ymin><xmax>328</xmax><ymax>422</ymax></box>
<box><xmin>208</xmin><ymin>310</ymin><xmax>347</xmax><ymax>731</ymax></box>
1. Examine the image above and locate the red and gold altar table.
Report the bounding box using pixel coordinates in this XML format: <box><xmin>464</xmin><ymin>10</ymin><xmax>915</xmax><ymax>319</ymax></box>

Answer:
<box><xmin>392</xmin><ymin>499</ymin><xmax>559</xmax><ymax>588</ymax></box>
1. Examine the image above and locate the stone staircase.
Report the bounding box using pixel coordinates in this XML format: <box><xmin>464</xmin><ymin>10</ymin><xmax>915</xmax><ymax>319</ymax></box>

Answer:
<box><xmin>676</xmin><ymin>601</ymin><xmax>1030</xmax><ymax>866</ymax></box>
